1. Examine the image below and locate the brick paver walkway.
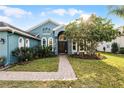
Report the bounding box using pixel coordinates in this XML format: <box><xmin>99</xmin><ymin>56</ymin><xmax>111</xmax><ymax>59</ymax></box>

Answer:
<box><xmin>0</xmin><ymin>55</ymin><xmax>77</xmax><ymax>81</ymax></box>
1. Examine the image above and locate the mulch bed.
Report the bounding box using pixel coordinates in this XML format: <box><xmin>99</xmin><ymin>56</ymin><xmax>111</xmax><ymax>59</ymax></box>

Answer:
<box><xmin>70</xmin><ymin>53</ymin><xmax>107</xmax><ymax>60</ymax></box>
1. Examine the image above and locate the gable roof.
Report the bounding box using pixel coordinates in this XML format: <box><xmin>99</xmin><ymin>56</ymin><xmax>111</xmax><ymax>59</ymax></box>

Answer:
<box><xmin>27</xmin><ymin>19</ymin><xmax>60</xmax><ymax>32</ymax></box>
<box><xmin>0</xmin><ymin>22</ymin><xmax>40</xmax><ymax>40</ymax></box>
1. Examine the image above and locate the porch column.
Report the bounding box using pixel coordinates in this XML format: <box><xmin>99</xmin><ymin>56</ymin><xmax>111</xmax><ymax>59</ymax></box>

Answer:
<box><xmin>54</xmin><ymin>36</ymin><xmax>58</xmax><ymax>55</ymax></box>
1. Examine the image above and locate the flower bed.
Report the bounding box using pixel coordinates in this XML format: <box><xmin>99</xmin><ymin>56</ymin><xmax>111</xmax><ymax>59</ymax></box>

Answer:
<box><xmin>70</xmin><ymin>52</ymin><xmax>107</xmax><ymax>60</ymax></box>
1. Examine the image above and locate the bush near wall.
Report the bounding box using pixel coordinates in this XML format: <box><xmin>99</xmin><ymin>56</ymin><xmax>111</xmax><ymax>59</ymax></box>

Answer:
<box><xmin>0</xmin><ymin>57</ymin><xmax>5</xmax><ymax>66</ymax></box>
<box><xmin>12</xmin><ymin>46</ymin><xmax>55</xmax><ymax>63</ymax></box>
<box><xmin>111</xmin><ymin>42</ymin><xmax>119</xmax><ymax>53</ymax></box>
<box><xmin>119</xmin><ymin>47</ymin><xmax>124</xmax><ymax>54</ymax></box>
<box><xmin>12</xmin><ymin>47</ymin><xmax>33</xmax><ymax>63</ymax></box>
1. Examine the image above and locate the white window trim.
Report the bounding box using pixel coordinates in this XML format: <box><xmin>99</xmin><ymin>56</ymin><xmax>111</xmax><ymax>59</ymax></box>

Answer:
<box><xmin>25</xmin><ymin>38</ymin><xmax>30</xmax><ymax>48</ymax></box>
<box><xmin>18</xmin><ymin>37</ymin><xmax>24</xmax><ymax>48</ymax></box>
<box><xmin>41</xmin><ymin>37</ymin><xmax>47</xmax><ymax>46</ymax></box>
<box><xmin>48</xmin><ymin>37</ymin><xmax>53</xmax><ymax>51</ymax></box>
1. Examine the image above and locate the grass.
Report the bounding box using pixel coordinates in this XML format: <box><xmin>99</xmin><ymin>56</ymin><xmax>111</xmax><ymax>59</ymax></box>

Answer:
<box><xmin>68</xmin><ymin>52</ymin><xmax>124</xmax><ymax>87</ymax></box>
<box><xmin>1</xmin><ymin>53</ymin><xmax>124</xmax><ymax>88</ymax></box>
<box><xmin>6</xmin><ymin>57</ymin><xmax>59</xmax><ymax>72</ymax></box>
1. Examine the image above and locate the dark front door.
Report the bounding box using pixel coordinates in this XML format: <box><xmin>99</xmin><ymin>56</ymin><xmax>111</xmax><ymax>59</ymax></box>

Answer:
<box><xmin>58</xmin><ymin>41</ymin><xmax>67</xmax><ymax>53</ymax></box>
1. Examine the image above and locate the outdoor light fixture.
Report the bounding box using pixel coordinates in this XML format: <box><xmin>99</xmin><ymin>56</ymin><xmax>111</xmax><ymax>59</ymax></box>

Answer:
<box><xmin>53</xmin><ymin>31</ymin><xmax>55</xmax><ymax>36</ymax></box>
<box><xmin>0</xmin><ymin>38</ymin><xmax>5</xmax><ymax>44</ymax></box>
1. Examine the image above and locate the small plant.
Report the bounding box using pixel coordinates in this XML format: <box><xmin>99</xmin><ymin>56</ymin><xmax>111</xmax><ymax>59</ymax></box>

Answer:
<box><xmin>0</xmin><ymin>57</ymin><xmax>5</xmax><ymax>66</ymax></box>
<box><xmin>119</xmin><ymin>47</ymin><xmax>124</xmax><ymax>54</ymax></box>
<box><xmin>111</xmin><ymin>42</ymin><xmax>119</xmax><ymax>53</ymax></box>
<box><xmin>103</xmin><ymin>47</ymin><xmax>106</xmax><ymax>52</ymax></box>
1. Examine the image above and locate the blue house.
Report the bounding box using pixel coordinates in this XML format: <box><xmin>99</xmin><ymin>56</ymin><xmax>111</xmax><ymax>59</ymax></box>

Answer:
<box><xmin>28</xmin><ymin>19</ymin><xmax>72</xmax><ymax>55</ymax></box>
<box><xmin>0</xmin><ymin>19</ymin><xmax>80</xmax><ymax>65</ymax></box>
<box><xmin>0</xmin><ymin>22</ymin><xmax>40</xmax><ymax>66</ymax></box>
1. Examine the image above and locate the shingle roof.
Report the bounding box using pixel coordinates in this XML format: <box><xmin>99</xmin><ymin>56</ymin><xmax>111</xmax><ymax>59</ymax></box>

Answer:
<box><xmin>0</xmin><ymin>22</ymin><xmax>40</xmax><ymax>40</ymax></box>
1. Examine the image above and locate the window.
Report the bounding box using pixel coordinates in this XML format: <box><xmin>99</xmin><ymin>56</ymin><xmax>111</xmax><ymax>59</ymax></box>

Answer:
<box><xmin>59</xmin><ymin>34</ymin><xmax>66</xmax><ymax>41</ymax></box>
<box><xmin>80</xmin><ymin>45</ymin><xmax>84</xmax><ymax>51</ymax></box>
<box><xmin>73</xmin><ymin>42</ymin><xmax>77</xmax><ymax>50</ymax></box>
<box><xmin>41</xmin><ymin>37</ymin><xmax>47</xmax><ymax>46</ymax></box>
<box><xmin>43</xmin><ymin>39</ymin><xmax>46</xmax><ymax>46</ymax></box>
<box><xmin>45</xmin><ymin>27</ymin><xmax>48</xmax><ymax>30</ymax></box>
<box><xmin>43</xmin><ymin>28</ymin><xmax>45</xmax><ymax>31</ymax></box>
<box><xmin>18</xmin><ymin>37</ymin><xmax>24</xmax><ymax>48</ymax></box>
<box><xmin>48</xmin><ymin>37</ymin><xmax>53</xmax><ymax>46</ymax></box>
<box><xmin>25</xmin><ymin>39</ymin><xmax>30</xmax><ymax>48</ymax></box>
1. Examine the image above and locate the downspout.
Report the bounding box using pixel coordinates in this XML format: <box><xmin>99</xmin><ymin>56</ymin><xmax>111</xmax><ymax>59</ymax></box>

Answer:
<box><xmin>6</xmin><ymin>30</ymin><xmax>15</xmax><ymax>66</ymax></box>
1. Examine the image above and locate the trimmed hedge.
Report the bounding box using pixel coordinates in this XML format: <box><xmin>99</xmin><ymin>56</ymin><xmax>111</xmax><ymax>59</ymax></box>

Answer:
<box><xmin>119</xmin><ymin>47</ymin><xmax>124</xmax><ymax>54</ymax></box>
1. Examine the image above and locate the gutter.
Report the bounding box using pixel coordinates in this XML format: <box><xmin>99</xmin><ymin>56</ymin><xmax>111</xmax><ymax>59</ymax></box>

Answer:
<box><xmin>0</xmin><ymin>27</ymin><xmax>40</xmax><ymax>40</ymax></box>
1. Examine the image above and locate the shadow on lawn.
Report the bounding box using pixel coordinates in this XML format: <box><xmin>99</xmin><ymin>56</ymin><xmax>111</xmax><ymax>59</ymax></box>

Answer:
<box><xmin>101</xmin><ymin>52</ymin><xmax>124</xmax><ymax>59</ymax></box>
<box><xmin>67</xmin><ymin>58</ymin><xmax>124</xmax><ymax>88</ymax></box>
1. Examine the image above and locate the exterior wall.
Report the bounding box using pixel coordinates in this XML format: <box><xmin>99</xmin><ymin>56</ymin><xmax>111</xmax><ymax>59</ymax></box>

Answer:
<box><xmin>30</xmin><ymin>22</ymin><xmax>58</xmax><ymax>39</ymax></box>
<box><xmin>97</xmin><ymin>36</ymin><xmax>124</xmax><ymax>52</ymax></box>
<box><xmin>30</xmin><ymin>21</ymin><xmax>59</xmax><ymax>54</ymax></box>
<box><xmin>30</xmin><ymin>38</ymin><xmax>40</xmax><ymax>48</ymax></box>
<box><xmin>0</xmin><ymin>31</ymin><xmax>40</xmax><ymax>65</ymax></box>
<box><xmin>0</xmin><ymin>32</ymin><xmax>8</xmax><ymax>64</ymax></box>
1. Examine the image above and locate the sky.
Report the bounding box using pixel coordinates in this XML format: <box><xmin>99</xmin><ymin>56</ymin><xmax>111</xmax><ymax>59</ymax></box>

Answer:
<box><xmin>0</xmin><ymin>5</ymin><xmax>124</xmax><ymax>30</ymax></box>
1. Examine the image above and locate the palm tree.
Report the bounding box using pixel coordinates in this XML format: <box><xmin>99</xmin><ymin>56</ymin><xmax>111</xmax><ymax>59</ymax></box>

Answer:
<box><xmin>108</xmin><ymin>5</ymin><xmax>124</xmax><ymax>18</ymax></box>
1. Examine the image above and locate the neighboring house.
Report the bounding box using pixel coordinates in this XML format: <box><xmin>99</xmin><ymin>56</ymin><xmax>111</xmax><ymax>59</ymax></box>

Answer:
<box><xmin>97</xmin><ymin>26</ymin><xmax>124</xmax><ymax>52</ymax></box>
<box><xmin>0</xmin><ymin>22</ymin><xmax>40</xmax><ymax>66</ymax></box>
<box><xmin>0</xmin><ymin>19</ymin><xmax>124</xmax><ymax>65</ymax></box>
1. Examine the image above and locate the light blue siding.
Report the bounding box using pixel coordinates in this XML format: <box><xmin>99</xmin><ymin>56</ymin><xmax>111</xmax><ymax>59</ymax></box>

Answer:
<box><xmin>0</xmin><ymin>31</ymin><xmax>40</xmax><ymax>65</ymax></box>
<box><xmin>30</xmin><ymin>38</ymin><xmax>40</xmax><ymax>47</ymax></box>
<box><xmin>30</xmin><ymin>22</ymin><xmax>57</xmax><ymax>38</ymax></box>
<box><xmin>30</xmin><ymin>21</ymin><xmax>59</xmax><ymax>54</ymax></box>
<box><xmin>0</xmin><ymin>32</ymin><xmax>8</xmax><ymax>64</ymax></box>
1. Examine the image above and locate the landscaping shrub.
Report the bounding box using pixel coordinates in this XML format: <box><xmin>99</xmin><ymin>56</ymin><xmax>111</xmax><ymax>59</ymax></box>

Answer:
<box><xmin>12</xmin><ymin>46</ymin><xmax>56</xmax><ymax>63</ymax></box>
<box><xmin>12</xmin><ymin>47</ymin><xmax>33</xmax><ymax>63</ymax></box>
<box><xmin>111</xmin><ymin>42</ymin><xmax>119</xmax><ymax>53</ymax></box>
<box><xmin>0</xmin><ymin>56</ymin><xmax>5</xmax><ymax>66</ymax></box>
<box><xmin>119</xmin><ymin>47</ymin><xmax>124</xmax><ymax>54</ymax></box>
<box><xmin>70</xmin><ymin>52</ymin><xmax>107</xmax><ymax>60</ymax></box>
<box><xmin>41</xmin><ymin>46</ymin><xmax>53</xmax><ymax>57</ymax></box>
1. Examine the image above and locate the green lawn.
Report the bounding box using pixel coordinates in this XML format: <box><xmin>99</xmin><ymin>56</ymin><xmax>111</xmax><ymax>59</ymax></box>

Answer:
<box><xmin>6</xmin><ymin>57</ymin><xmax>59</xmax><ymax>72</ymax></box>
<box><xmin>1</xmin><ymin>53</ymin><xmax>124</xmax><ymax>88</ymax></box>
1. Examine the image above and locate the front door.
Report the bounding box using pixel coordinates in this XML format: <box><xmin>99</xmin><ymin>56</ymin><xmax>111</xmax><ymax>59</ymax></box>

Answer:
<box><xmin>58</xmin><ymin>41</ymin><xmax>67</xmax><ymax>53</ymax></box>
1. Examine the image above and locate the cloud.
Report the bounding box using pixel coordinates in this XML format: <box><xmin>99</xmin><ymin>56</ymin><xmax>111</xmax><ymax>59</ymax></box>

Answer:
<box><xmin>0</xmin><ymin>15</ymin><xmax>12</xmax><ymax>23</ymax></box>
<box><xmin>40</xmin><ymin>12</ymin><xmax>46</xmax><ymax>16</ymax></box>
<box><xmin>50</xmin><ymin>9</ymin><xmax>66</xmax><ymax>16</ymax></box>
<box><xmin>80</xmin><ymin>13</ymin><xmax>91</xmax><ymax>20</ymax></box>
<box><xmin>0</xmin><ymin>6</ymin><xmax>32</xmax><ymax>18</ymax></box>
<box><xmin>41</xmin><ymin>8</ymin><xmax>84</xmax><ymax>16</ymax></box>
<box><xmin>68</xmin><ymin>8</ymin><xmax>83</xmax><ymax>16</ymax></box>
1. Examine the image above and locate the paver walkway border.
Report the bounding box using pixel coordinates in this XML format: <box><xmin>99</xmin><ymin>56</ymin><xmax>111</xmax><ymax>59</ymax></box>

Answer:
<box><xmin>0</xmin><ymin>55</ymin><xmax>77</xmax><ymax>81</ymax></box>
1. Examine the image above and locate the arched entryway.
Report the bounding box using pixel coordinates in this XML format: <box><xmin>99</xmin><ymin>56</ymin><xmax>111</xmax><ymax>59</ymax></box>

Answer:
<box><xmin>58</xmin><ymin>31</ymin><xmax>68</xmax><ymax>54</ymax></box>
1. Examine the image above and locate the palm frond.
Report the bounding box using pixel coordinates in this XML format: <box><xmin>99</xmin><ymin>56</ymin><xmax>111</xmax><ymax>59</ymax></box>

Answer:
<box><xmin>108</xmin><ymin>5</ymin><xmax>124</xmax><ymax>18</ymax></box>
